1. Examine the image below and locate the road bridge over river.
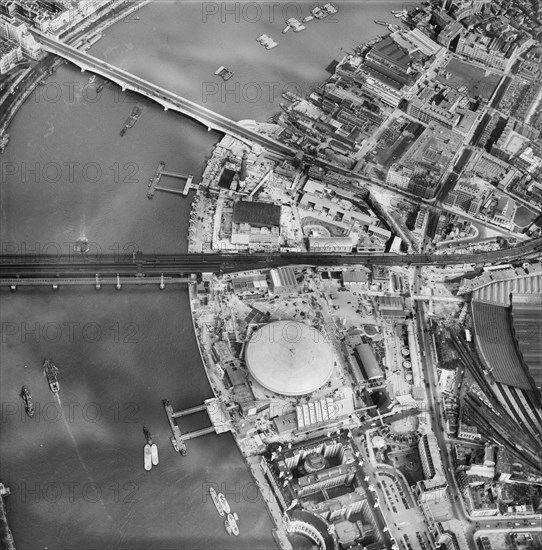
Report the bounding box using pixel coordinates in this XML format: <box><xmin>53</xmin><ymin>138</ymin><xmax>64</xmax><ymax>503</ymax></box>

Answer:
<box><xmin>31</xmin><ymin>30</ymin><xmax>294</xmax><ymax>157</ymax></box>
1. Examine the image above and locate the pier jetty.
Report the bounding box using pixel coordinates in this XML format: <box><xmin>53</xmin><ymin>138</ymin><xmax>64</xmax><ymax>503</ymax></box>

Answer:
<box><xmin>163</xmin><ymin>397</ymin><xmax>231</xmax><ymax>455</ymax></box>
<box><xmin>147</xmin><ymin>162</ymin><xmax>196</xmax><ymax>199</ymax></box>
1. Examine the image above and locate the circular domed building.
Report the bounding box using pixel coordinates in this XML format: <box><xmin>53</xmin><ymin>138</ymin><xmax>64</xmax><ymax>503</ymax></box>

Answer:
<box><xmin>245</xmin><ymin>320</ymin><xmax>335</xmax><ymax>396</ymax></box>
<box><xmin>363</xmin><ymin>324</ymin><xmax>378</xmax><ymax>338</ymax></box>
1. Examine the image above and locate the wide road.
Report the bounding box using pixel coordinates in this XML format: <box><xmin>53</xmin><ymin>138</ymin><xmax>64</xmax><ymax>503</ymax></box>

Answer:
<box><xmin>31</xmin><ymin>30</ymin><xmax>294</xmax><ymax>157</ymax></box>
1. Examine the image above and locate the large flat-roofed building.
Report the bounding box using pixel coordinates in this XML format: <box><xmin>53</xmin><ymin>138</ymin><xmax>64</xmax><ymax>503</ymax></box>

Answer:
<box><xmin>309</xmin><ymin>237</ymin><xmax>353</xmax><ymax>253</ymax></box>
<box><xmin>376</xmin><ymin>296</ymin><xmax>405</xmax><ymax>319</ymax></box>
<box><xmin>230</xmin><ymin>273</ymin><xmax>269</xmax><ymax>297</ymax></box>
<box><xmin>233</xmin><ymin>199</ymin><xmax>281</xmax><ymax>227</ymax></box>
<box><xmin>400</xmin><ymin>28</ymin><xmax>443</xmax><ymax>57</ymax></box>
<box><xmin>354</xmin><ymin>344</ymin><xmax>383</xmax><ymax>381</ymax></box>
<box><xmin>366</xmin><ymin>35</ymin><xmax>412</xmax><ymax>77</ymax></box>
<box><xmin>299</xmin><ymin>191</ymin><xmax>375</xmax><ymax>226</ymax></box>
<box><xmin>342</xmin><ymin>270</ymin><xmax>368</xmax><ymax>286</ymax></box>
<box><xmin>231</xmin><ymin>200</ymin><xmax>281</xmax><ymax>248</ymax></box>
<box><xmin>407</xmin><ymin>97</ymin><xmax>461</xmax><ymax>129</ymax></box>
<box><xmin>269</xmin><ymin>267</ymin><xmax>298</xmax><ymax>295</ymax></box>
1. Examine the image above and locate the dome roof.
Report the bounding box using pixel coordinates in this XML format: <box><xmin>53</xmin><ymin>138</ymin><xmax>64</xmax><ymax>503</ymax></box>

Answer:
<box><xmin>245</xmin><ymin>321</ymin><xmax>335</xmax><ymax>396</ymax></box>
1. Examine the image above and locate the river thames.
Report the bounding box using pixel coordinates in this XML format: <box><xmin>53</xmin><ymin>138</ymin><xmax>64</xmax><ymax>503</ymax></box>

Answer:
<box><xmin>0</xmin><ymin>2</ymin><xmax>406</xmax><ymax>548</ymax></box>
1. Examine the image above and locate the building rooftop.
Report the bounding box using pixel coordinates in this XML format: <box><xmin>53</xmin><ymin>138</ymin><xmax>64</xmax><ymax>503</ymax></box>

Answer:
<box><xmin>354</xmin><ymin>343</ymin><xmax>383</xmax><ymax>380</ymax></box>
<box><xmin>233</xmin><ymin>200</ymin><xmax>281</xmax><ymax>228</ymax></box>
<box><xmin>472</xmin><ymin>300</ymin><xmax>534</xmax><ymax>391</ymax></box>
<box><xmin>245</xmin><ymin>321</ymin><xmax>335</xmax><ymax>396</ymax></box>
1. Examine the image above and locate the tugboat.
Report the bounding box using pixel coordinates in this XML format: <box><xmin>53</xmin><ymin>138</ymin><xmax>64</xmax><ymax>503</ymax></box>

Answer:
<box><xmin>143</xmin><ymin>425</ymin><xmax>153</xmax><ymax>445</ymax></box>
<box><xmin>21</xmin><ymin>386</ymin><xmax>35</xmax><ymax>417</ymax></box>
<box><xmin>43</xmin><ymin>359</ymin><xmax>59</xmax><ymax>393</ymax></box>
<box><xmin>210</xmin><ymin>487</ymin><xmax>224</xmax><ymax>516</ymax></box>
<box><xmin>218</xmin><ymin>492</ymin><xmax>231</xmax><ymax>514</ymax></box>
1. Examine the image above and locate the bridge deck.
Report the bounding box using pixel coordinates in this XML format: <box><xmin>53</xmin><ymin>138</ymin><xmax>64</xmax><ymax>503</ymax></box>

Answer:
<box><xmin>180</xmin><ymin>426</ymin><xmax>216</xmax><ymax>441</ymax></box>
<box><xmin>172</xmin><ymin>403</ymin><xmax>207</xmax><ymax>418</ymax></box>
<box><xmin>31</xmin><ymin>30</ymin><xmax>294</xmax><ymax>157</ymax></box>
<box><xmin>3</xmin><ymin>277</ymin><xmax>192</xmax><ymax>286</ymax></box>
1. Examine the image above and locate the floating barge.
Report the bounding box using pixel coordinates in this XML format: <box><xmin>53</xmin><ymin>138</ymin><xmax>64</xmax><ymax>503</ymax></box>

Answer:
<box><xmin>214</xmin><ymin>66</ymin><xmax>234</xmax><ymax>81</ymax></box>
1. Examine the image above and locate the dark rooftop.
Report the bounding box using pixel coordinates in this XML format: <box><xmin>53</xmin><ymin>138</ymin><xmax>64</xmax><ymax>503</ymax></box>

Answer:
<box><xmin>370</xmin><ymin>36</ymin><xmax>411</xmax><ymax>71</ymax></box>
<box><xmin>233</xmin><ymin>200</ymin><xmax>281</xmax><ymax>228</ymax></box>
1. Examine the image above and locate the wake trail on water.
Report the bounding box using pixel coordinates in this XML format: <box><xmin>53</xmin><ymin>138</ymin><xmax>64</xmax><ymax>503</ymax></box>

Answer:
<box><xmin>55</xmin><ymin>394</ymin><xmax>124</xmax><ymax>541</ymax></box>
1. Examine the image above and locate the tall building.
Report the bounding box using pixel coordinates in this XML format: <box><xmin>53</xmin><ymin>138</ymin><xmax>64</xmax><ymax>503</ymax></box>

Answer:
<box><xmin>0</xmin><ymin>40</ymin><xmax>22</xmax><ymax>74</ymax></box>
<box><xmin>0</xmin><ymin>14</ymin><xmax>41</xmax><ymax>58</ymax></box>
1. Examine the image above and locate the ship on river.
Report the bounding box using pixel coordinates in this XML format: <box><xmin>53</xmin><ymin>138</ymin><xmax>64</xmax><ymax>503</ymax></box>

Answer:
<box><xmin>43</xmin><ymin>359</ymin><xmax>59</xmax><ymax>393</ymax></box>
<box><xmin>209</xmin><ymin>488</ymin><xmax>224</xmax><ymax>516</ymax></box>
<box><xmin>143</xmin><ymin>425</ymin><xmax>153</xmax><ymax>445</ymax></box>
<box><xmin>218</xmin><ymin>492</ymin><xmax>230</xmax><ymax>514</ymax></box>
<box><xmin>226</xmin><ymin>512</ymin><xmax>239</xmax><ymax>536</ymax></box>
<box><xmin>21</xmin><ymin>386</ymin><xmax>35</xmax><ymax>417</ymax></box>
<box><xmin>120</xmin><ymin>105</ymin><xmax>143</xmax><ymax>137</ymax></box>
<box><xmin>144</xmin><ymin>444</ymin><xmax>152</xmax><ymax>471</ymax></box>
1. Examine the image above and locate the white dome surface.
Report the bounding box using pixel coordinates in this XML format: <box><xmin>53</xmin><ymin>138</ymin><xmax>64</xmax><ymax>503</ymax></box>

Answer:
<box><xmin>245</xmin><ymin>321</ymin><xmax>335</xmax><ymax>396</ymax></box>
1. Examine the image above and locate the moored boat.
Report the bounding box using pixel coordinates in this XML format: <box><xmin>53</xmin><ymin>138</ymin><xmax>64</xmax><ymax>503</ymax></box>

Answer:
<box><xmin>311</xmin><ymin>6</ymin><xmax>326</xmax><ymax>18</ymax></box>
<box><xmin>228</xmin><ymin>513</ymin><xmax>239</xmax><ymax>536</ymax></box>
<box><xmin>282</xmin><ymin>25</ymin><xmax>290</xmax><ymax>33</ymax></box>
<box><xmin>218</xmin><ymin>492</ymin><xmax>230</xmax><ymax>514</ymax></box>
<box><xmin>225</xmin><ymin>518</ymin><xmax>232</xmax><ymax>535</ymax></box>
<box><xmin>144</xmin><ymin>444</ymin><xmax>152</xmax><ymax>471</ymax></box>
<box><xmin>210</xmin><ymin>487</ymin><xmax>224</xmax><ymax>516</ymax></box>
<box><xmin>151</xmin><ymin>443</ymin><xmax>159</xmax><ymax>466</ymax></box>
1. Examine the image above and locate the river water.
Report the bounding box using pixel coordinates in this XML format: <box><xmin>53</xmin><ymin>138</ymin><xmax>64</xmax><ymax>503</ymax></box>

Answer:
<box><xmin>0</xmin><ymin>2</ymin><xmax>406</xmax><ymax>548</ymax></box>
